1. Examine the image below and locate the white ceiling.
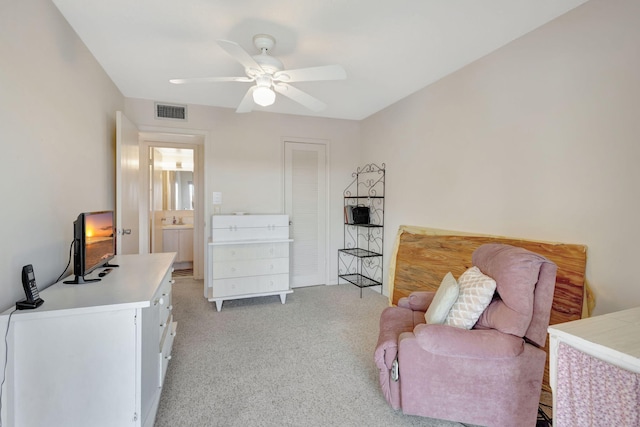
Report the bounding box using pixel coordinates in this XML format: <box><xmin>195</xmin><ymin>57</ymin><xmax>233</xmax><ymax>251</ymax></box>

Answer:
<box><xmin>52</xmin><ymin>0</ymin><xmax>588</xmax><ymax>120</ymax></box>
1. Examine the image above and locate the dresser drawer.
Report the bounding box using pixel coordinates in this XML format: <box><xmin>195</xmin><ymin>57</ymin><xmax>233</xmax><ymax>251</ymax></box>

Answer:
<box><xmin>212</xmin><ymin>243</ymin><xmax>289</xmax><ymax>261</ymax></box>
<box><xmin>212</xmin><ymin>214</ymin><xmax>289</xmax><ymax>228</ymax></box>
<box><xmin>212</xmin><ymin>257</ymin><xmax>289</xmax><ymax>279</ymax></box>
<box><xmin>155</xmin><ymin>275</ymin><xmax>174</xmax><ymax>342</ymax></box>
<box><xmin>158</xmin><ymin>319</ymin><xmax>177</xmax><ymax>387</ymax></box>
<box><xmin>212</xmin><ymin>274</ymin><xmax>290</xmax><ymax>297</ymax></box>
<box><xmin>212</xmin><ymin>226</ymin><xmax>289</xmax><ymax>241</ymax></box>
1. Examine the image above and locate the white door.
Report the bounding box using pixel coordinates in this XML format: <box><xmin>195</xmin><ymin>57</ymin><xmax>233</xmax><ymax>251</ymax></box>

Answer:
<box><xmin>115</xmin><ymin>111</ymin><xmax>140</xmax><ymax>255</ymax></box>
<box><xmin>284</xmin><ymin>141</ymin><xmax>327</xmax><ymax>288</ymax></box>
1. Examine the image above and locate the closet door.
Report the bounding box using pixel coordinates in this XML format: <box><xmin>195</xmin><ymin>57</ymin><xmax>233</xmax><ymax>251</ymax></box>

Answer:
<box><xmin>284</xmin><ymin>141</ymin><xmax>327</xmax><ymax>288</ymax></box>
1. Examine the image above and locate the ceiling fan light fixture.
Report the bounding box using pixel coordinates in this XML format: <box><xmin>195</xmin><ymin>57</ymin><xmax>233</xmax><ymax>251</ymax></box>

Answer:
<box><xmin>253</xmin><ymin>86</ymin><xmax>276</xmax><ymax>106</ymax></box>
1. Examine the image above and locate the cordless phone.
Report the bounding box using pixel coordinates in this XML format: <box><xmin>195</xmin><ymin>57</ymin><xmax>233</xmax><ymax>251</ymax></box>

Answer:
<box><xmin>17</xmin><ymin>264</ymin><xmax>44</xmax><ymax>310</ymax></box>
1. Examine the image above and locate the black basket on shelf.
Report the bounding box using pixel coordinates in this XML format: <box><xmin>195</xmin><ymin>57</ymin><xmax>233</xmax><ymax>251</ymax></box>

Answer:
<box><xmin>351</xmin><ymin>206</ymin><xmax>370</xmax><ymax>224</ymax></box>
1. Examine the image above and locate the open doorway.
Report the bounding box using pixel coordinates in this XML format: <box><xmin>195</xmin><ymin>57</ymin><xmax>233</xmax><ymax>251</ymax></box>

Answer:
<box><xmin>150</xmin><ymin>147</ymin><xmax>195</xmax><ymax>275</ymax></box>
<box><xmin>139</xmin><ymin>132</ymin><xmax>205</xmax><ymax>280</ymax></box>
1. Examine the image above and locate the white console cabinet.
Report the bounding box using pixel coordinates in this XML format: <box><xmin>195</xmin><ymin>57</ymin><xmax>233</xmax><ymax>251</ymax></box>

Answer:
<box><xmin>208</xmin><ymin>214</ymin><xmax>293</xmax><ymax>311</ymax></box>
<box><xmin>0</xmin><ymin>253</ymin><xmax>177</xmax><ymax>427</ymax></box>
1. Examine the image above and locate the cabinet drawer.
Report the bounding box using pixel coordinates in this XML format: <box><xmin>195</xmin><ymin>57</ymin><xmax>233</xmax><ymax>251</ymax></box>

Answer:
<box><xmin>212</xmin><ymin>214</ymin><xmax>289</xmax><ymax>228</ymax></box>
<box><xmin>158</xmin><ymin>320</ymin><xmax>177</xmax><ymax>387</ymax></box>
<box><xmin>155</xmin><ymin>276</ymin><xmax>174</xmax><ymax>341</ymax></box>
<box><xmin>212</xmin><ymin>257</ymin><xmax>289</xmax><ymax>279</ymax></box>
<box><xmin>212</xmin><ymin>226</ymin><xmax>289</xmax><ymax>241</ymax></box>
<box><xmin>212</xmin><ymin>243</ymin><xmax>289</xmax><ymax>261</ymax></box>
<box><xmin>159</xmin><ymin>310</ymin><xmax>172</xmax><ymax>344</ymax></box>
<box><xmin>212</xmin><ymin>274</ymin><xmax>290</xmax><ymax>297</ymax></box>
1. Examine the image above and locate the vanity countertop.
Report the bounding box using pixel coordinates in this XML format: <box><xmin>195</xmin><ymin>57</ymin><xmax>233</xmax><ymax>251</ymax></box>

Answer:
<box><xmin>162</xmin><ymin>224</ymin><xmax>193</xmax><ymax>230</ymax></box>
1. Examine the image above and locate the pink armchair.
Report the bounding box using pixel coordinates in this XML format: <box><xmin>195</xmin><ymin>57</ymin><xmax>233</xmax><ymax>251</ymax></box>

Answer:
<box><xmin>374</xmin><ymin>243</ymin><xmax>557</xmax><ymax>427</ymax></box>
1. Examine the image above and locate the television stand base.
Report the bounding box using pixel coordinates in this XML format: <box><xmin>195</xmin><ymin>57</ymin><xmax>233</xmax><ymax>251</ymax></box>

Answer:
<box><xmin>63</xmin><ymin>275</ymin><xmax>101</xmax><ymax>285</ymax></box>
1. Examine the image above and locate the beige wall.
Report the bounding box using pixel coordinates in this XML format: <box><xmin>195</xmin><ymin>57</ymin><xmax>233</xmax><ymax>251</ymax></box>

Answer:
<box><xmin>0</xmin><ymin>0</ymin><xmax>124</xmax><ymax>309</ymax></box>
<box><xmin>124</xmin><ymin>98</ymin><xmax>361</xmax><ymax>285</ymax></box>
<box><xmin>361</xmin><ymin>0</ymin><xmax>640</xmax><ymax>315</ymax></box>
<box><xmin>4</xmin><ymin>0</ymin><xmax>638</xmax><ymax>316</ymax></box>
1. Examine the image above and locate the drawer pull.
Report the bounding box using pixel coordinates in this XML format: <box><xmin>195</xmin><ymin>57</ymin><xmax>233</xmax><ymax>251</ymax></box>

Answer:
<box><xmin>170</xmin><ymin>280</ymin><xmax>176</xmax><ymax>285</ymax></box>
<box><xmin>158</xmin><ymin>297</ymin><xmax>165</xmax><ymax>305</ymax></box>
<box><xmin>165</xmin><ymin>355</ymin><xmax>172</xmax><ymax>361</ymax></box>
<box><xmin>160</xmin><ymin>322</ymin><xmax>166</xmax><ymax>328</ymax></box>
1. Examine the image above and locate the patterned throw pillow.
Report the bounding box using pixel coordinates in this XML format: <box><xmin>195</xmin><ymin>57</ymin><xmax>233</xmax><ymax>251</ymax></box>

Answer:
<box><xmin>424</xmin><ymin>272</ymin><xmax>459</xmax><ymax>324</ymax></box>
<box><xmin>444</xmin><ymin>266</ymin><xmax>496</xmax><ymax>329</ymax></box>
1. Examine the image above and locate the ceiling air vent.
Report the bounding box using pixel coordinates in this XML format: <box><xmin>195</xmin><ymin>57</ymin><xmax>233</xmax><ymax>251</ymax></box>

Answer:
<box><xmin>155</xmin><ymin>103</ymin><xmax>187</xmax><ymax>121</ymax></box>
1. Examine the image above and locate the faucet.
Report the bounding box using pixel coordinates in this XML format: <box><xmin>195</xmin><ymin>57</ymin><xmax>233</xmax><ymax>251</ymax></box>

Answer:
<box><xmin>172</xmin><ymin>216</ymin><xmax>176</xmax><ymax>225</ymax></box>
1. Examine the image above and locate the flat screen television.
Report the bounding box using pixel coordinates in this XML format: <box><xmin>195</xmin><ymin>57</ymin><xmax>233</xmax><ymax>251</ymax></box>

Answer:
<box><xmin>64</xmin><ymin>210</ymin><xmax>117</xmax><ymax>284</ymax></box>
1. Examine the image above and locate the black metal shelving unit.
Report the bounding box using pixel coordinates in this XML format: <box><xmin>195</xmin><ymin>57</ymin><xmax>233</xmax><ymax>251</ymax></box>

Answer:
<box><xmin>338</xmin><ymin>163</ymin><xmax>385</xmax><ymax>297</ymax></box>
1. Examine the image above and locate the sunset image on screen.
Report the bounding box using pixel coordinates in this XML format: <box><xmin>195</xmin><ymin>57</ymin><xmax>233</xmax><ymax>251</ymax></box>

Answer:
<box><xmin>85</xmin><ymin>212</ymin><xmax>115</xmax><ymax>266</ymax></box>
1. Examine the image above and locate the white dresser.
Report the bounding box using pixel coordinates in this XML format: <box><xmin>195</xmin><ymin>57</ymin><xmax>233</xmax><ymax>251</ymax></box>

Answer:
<box><xmin>208</xmin><ymin>214</ymin><xmax>293</xmax><ymax>311</ymax></box>
<box><xmin>0</xmin><ymin>253</ymin><xmax>177</xmax><ymax>427</ymax></box>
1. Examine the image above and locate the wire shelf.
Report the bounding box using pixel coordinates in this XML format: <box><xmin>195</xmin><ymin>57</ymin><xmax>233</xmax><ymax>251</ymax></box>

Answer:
<box><xmin>339</xmin><ymin>248</ymin><xmax>382</xmax><ymax>258</ymax></box>
<box><xmin>338</xmin><ymin>273</ymin><xmax>381</xmax><ymax>288</ymax></box>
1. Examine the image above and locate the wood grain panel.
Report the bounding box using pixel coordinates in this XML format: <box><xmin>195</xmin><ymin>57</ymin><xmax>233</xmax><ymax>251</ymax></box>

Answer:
<box><xmin>389</xmin><ymin>226</ymin><xmax>588</xmax><ymax>392</ymax></box>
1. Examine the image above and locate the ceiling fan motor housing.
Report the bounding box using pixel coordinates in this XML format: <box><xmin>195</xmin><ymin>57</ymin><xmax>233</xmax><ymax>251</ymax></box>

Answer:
<box><xmin>251</xmin><ymin>54</ymin><xmax>283</xmax><ymax>75</ymax></box>
<box><xmin>250</xmin><ymin>34</ymin><xmax>283</xmax><ymax>75</ymax></box>
<box><xmin>253</xmin><ymin>34</ymin><xmax>275</xmax><ymax>51</ymax></box>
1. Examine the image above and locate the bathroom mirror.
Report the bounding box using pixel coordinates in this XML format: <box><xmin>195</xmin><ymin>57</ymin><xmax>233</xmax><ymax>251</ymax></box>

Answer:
<box><xmin>162</xmin><ymin>170</ymin><xmax>194</xmax><ymax>210</ymax></box>
<box><xmin>152</xmin><ymin>147</ymin><xmax>195</xmax><ymax>211</ymax></box>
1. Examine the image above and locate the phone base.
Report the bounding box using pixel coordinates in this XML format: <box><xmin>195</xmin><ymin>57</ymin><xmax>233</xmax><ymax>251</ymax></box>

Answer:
<box><xmin>16</xmin><ymin>298</ymin><xmax>44</xmax><ymax>310</ymax></box>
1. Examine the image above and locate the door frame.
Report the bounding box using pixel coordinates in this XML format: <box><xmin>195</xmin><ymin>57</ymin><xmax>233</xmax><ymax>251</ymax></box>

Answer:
<box><xmin>139</xmin><ymin>128</ymin><xmax>206</xmax><ymax>280</ymax></box>
<box><xmin>282</xmin><ymin>137</ymin><xmax>331</xmax><ymax>287</ymax></box>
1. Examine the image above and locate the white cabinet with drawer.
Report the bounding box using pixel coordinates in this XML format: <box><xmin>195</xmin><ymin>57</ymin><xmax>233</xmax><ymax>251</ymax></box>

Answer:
<box><xmin>0</xmin><ymin>253</ymin><xmax>177</xmax><ymax>427</ymax></box>
<box><xmin>207</xmin><ymin>214</ymin><xmax>293</xmax><ymax>311</ymax></box>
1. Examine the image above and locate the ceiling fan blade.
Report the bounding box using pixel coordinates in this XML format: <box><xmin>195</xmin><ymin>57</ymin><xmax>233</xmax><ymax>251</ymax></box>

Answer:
<box><xmin>273</xmin><ymin>83</ymin><xmax>326</xmax><ymax>112</ymax></box>
<box><xmin>273</xmin><ymin>65</ymin><xmax>346</xmax><ymax>83</ymax></box>
<box><xmin>236</xmin><ymin>86</ymin><xmax>256</xmax><ymax>113</ymax></box>
<box><xmin>170</xmin><ymin>76</ymin><xmax>253</xmax><ymax>84</ymax></box>
<box><xmin>217</xmin><ymin>39</ymin><xmax>264</xmax><ymax>74</ymax></box>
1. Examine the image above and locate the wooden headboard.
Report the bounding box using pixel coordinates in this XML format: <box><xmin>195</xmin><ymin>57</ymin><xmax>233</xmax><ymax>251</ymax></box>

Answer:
<box><xmin>389</xmin><ymin>225</ymin><xmax>589</xmax><ymax>392</ymax></box>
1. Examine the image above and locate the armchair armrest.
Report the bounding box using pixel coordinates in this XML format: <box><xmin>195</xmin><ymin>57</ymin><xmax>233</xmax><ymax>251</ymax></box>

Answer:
<box><xmin>406</xmin><ymin>324</ymin><xmax>525</xmax><ymax>358</ymax></box>
<box><xmin>398</xmin><ymin>291</ymin><xmax>435</xmax><ymax>312</ymax></box>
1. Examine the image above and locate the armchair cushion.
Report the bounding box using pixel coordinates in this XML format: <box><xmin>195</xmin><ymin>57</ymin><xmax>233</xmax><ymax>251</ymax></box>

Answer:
<box><xmin>424</xmin><ymin>272</ymin><xmax>459</xmax><ymax>324</ymax></box>
<box><xmin>444</xmin><ymin>266</ymin><xmax>496</xmax><ymax>329</ymax></box>
<box><xmin>411</xmin><ymin>323</ymin><xmax>525</xmax><ymax>358</ymax></box>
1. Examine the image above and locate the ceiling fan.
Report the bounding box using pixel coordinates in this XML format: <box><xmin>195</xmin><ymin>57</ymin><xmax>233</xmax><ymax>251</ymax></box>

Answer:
<box><xmin>170</xmin><ymin>34</ymin><xmax>346</xmax><ymax>113</ymax></box>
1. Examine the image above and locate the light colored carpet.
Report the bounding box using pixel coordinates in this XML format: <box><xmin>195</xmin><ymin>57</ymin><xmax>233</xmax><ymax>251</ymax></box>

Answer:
<box><xmin>154</xmin><ymin>278</ymin><xmax>477</xmax><ymax>427</ymax></box>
